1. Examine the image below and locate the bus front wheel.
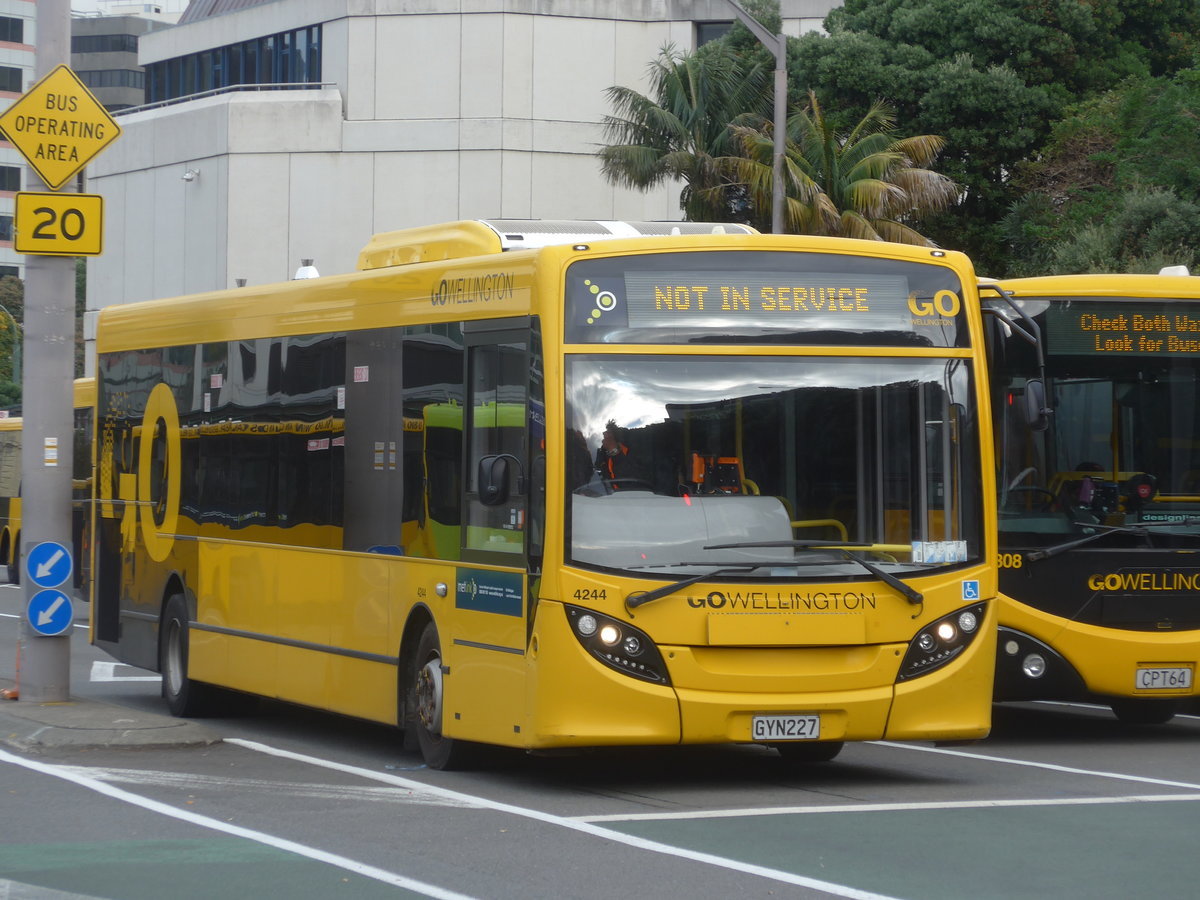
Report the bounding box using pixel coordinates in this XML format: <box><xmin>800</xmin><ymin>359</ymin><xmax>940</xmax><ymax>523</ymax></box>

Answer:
<box><xmin>161</xmin><ymin>594</ymin><xmax>213</xmax><ymax>717</ymax></box>
<box><xmin>774</xmin><ymin>741</ymin><xmax>844</xmax><ymax>763</ymax></box>
<box><xmin>1110</xmin><ymin>699</ymin><xmax>1177</xmax><ymax>725</ymax></box>
<box><xmin>412</xmin><ymin>622</ymin><xmax>478</xmax><ymax>770</ymax></box>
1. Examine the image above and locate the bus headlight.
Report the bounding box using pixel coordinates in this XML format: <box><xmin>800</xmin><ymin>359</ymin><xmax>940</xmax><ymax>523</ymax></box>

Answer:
<box><xmin>898</xmin><ymin>602</ymin><xmax>987</xmax><ymax>681</ymax></box>
<box><xmin>566</xmin><ymin>604</ymin><xmax>670</xmax><ymax>685</ymax></box>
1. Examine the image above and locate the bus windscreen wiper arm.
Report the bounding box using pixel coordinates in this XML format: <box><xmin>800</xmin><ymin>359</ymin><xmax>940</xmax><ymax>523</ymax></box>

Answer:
<box><xmin>625</xmin><ymin>565</ymin><xmax>762</xmax><ymax>609</ymax></box>
<box><xmin>704</xmin><ymin>540</ymin><xmax>923</xmax><ymax>606</ymax></box>
<box><xmin>1026</xmin><ymin>519</ymin><xmax>1200</xmax><ymax>562</ymax></box>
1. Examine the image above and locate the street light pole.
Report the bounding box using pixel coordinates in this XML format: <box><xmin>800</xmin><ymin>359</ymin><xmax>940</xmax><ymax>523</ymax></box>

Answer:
<box><xmin>19</xmin><ymin>0</ymin><xmax>76</xmax><ymax>703</ymax></box>
<box><xmin>724</xmin><ymin>2</ymin><xmax>787</xmax><ymax>234</ymax></box>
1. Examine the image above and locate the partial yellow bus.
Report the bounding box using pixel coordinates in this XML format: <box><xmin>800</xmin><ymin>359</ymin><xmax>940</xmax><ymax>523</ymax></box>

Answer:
<box><xmin>93</xmin><ymin>219</ymin><xmax>1001</xmax><ymax>767</ymax></box>
<box><xmin>986</xmin><ymin>272</ymin><xmax>1200</xmax><ymax>723</ymax></box>
<box><xmin>0</xmin><ymin>377</ymin><xmax>95</xmax><ymax>587</ymax></box>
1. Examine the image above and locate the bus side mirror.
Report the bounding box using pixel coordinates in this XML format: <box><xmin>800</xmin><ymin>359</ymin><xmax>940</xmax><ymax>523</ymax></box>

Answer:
<box><xmin>477</xmin><ymin>454</ymin><xmax>525</xmax><ymax>506</ymax></box>
<box><xmin>1024</xmin><ymin>379</ymin><xmax>1050</xmax><ymax>432</ymax></box>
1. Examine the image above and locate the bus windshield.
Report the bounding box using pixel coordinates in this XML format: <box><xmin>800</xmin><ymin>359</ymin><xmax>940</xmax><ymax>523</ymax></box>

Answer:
<box><xmin>993</xmin><ymin>296</ymin><xmax>1200</xmax><ymax>548</ymax></box>
<box><xmin>564</xmin><ymin>355</ymin><xmax>982</xmax><ymax>578</ymax></box>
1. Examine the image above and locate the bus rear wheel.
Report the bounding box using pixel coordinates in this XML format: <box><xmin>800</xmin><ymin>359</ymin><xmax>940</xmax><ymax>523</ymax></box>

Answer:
<box><xmin>161</xmin><ymin>594</ymin><xmax>213</xmax><ymax>717</ymax></box>
<box><xmin>774</xmin><ymin>741</ymin><xmax>844</xmax><ymax>763</ymax></box>
<box><xmin>1110</xmin><ymin>699</ymin><xmax>1177</xmax><ymax>725</ymax></box>
<box><xmin>412</xmin><ymin>622</ymin><xmax>478</xmax><ymax>770</ymax></box>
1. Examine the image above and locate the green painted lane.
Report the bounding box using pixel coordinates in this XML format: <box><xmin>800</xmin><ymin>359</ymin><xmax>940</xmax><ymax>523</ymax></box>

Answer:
<box><xmin>0</xmin><ymin>838</ymin><xmax>425</xmax><ymax>900</ymax></box>
<box><xmin>608</xmin><ymin>800</ymin><xmax>1200</xmax><ymax>899</ymax></box>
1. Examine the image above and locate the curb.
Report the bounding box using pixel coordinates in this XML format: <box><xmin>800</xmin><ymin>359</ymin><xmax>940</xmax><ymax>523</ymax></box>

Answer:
<box><xmin>0</xmin><ymin>677</ymin><xmax>220</xmax><ymax>752</ymax></box>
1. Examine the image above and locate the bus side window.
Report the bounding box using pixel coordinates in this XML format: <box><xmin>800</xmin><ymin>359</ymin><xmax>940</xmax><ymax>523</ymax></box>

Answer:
<box><xmin>464</xmin><ymin>334</ymin><xmax>527</xmax><ymax>558</ymax></box>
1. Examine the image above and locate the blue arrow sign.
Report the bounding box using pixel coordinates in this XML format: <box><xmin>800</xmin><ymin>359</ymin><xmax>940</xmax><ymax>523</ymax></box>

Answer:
<box><xmin>28</xmin><ymin>589</ymin><xmax>73</xmax><ymax>636</ymax></box>
<box><xmin>26</xmin><ymin>541</ymin><xmax>72</xmax><ymax>589</ymax></box>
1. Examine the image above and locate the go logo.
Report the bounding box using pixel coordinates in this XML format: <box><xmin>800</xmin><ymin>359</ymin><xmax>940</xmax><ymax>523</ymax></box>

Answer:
<box><xmin>908</xmin><ymin>290</ymin><xmax>961</xmax><ymax>318</ymax></box>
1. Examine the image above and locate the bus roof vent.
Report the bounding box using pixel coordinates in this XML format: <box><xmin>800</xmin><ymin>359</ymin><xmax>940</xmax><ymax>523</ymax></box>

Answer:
<box><xmin>357</xmin><ymin>219</ymin><xmax>758</xmax><ymax>269</ymax></box>
<box><xmin>480</xmin><ymin>219</ymin><xmax>756</xmax><ymax>251</ymax></box>
<box><xmin>1159</xmin><ymin>265</ymin><xmax>1191</xmax><ymax>276</ymax></box>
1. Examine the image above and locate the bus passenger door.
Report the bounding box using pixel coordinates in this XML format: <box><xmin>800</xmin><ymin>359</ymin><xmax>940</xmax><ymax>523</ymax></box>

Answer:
<box><xmin>444</xmin><ymin>318</ymin><xmax>530</xmax><ymax>744</ymax></box>
<box><xmin>343</xmin><ymin>328</ymin><xmax>405</xmax><ymax>555</ymax></box>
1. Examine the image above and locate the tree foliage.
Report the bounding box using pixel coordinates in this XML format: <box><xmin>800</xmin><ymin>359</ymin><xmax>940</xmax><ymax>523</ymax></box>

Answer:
<box><xmin>723</xmin><ymin>91</ymin><xmax>956</xmax><ymax>240</ymax></box>
<box><xmin>599</xmin><ymin>0</ymin><xmax>1200</xmax><ymax>274</ymax></box>
<box><xmin>598</xmin><ymin>44</ymin><xmax>769</xmax><ymax>222</ymax></box>
<box><xmin>1004</xmin><ymin>67</ymin><xmax>1200</xmax><ymax>274</ymax></box>
<box><xmin>0</xmin><ymin>275</ymin><xmax>22</xmax><ymax>395</ymax></box>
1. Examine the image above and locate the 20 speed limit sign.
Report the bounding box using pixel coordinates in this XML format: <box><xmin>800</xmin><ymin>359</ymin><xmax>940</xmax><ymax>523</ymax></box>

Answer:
<box><xmin>14</xmin><ymin>191</ymin><xmax>103</xmax><ymax>256</ymax></box>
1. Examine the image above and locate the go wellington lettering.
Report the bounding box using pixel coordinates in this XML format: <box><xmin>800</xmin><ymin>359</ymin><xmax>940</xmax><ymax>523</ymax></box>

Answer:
<box><xmin>689</xmin><ymin>590</ymin><xmax>878</xmax><ymax>612</ymax></box>
<box><xmin>1087</xmin><ymin>571</ymin><xmax>1200</xmax><ymax>592</ymax></box>
<box><xmin>429</xmin><ymin>272</ymin><xmax>515</xmax><ymax>306</ymax></box>
<box><xmin>908</xmin><ymin>290</ymin><xmax>961</xmax><ymax>326</ymax></box>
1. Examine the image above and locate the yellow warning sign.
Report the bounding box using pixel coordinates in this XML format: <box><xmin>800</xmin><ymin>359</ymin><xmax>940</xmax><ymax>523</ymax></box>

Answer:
<box><xmin>14</xmin><ymin>192</ymin><xmax>104</xmax><ymax>256</ymax></box>
<box><xmin>0</xmin><ymin>65</ymin><xmax>121</xmax><ymax>190</ymax></box>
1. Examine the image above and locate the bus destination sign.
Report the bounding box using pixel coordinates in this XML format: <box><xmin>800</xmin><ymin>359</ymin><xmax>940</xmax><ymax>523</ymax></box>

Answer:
<box><xmin>569</xmin><ymin>270</ymin><xmax>965</xmax><ymax>342</ymax></box>
<box><xmin>1045</xmin><ymin>300</ymin><xmax>1200</xmax><ymax>357</ymax></box>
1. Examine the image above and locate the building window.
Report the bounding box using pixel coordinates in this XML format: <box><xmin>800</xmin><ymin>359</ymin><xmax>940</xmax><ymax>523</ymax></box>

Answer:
<box><xmin>0</xmin><ymin>66</ymin><xmax>23</xmax><ymax>93</ymax></box>
<box><xmin>0</xmin><ymin>216</ymin><xmax>12</xmax><ymax>242</ymax></box>
<box><xmin>78</xmin><ymin>69</ymin><xmax>145</xmax><ymax>90</ymax></box>
<box><xmin>0</xmin><ymin>266</ymin><xmax>17</xmax><ymax>278</ymax></box>
<box><xmin>0</xmin><ymin>167</ymin><xmax>19</xmax><ymax>192</ymax></box>
<box><xmin>145</xmin><ymin>24</ymin><xmax>322</xmax><ymax>104</ymax></box>
<box><xmin>0</xmin><ymin>16</ymin><xmax>24</xmax><ymax>44</ymax></box>
<box><xmin>72</xmin><ymin>33</ymin><xmax>139</xmax><ymax>54</ymax></box>
<box><xmin>696</xmin><ymin>21</ymin><xmax>733</xmax><ymax>46</ymax></box>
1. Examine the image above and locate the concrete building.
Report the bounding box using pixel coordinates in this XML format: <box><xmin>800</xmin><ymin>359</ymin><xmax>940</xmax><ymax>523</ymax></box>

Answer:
<box><xmin>0</xmin><ymin>0</ymin><xmax>35</xmax><ymax>279</ymax></box>
<box><xmin>85</xmin><ymin>0</ymin><xmax>838</xmax><ymax>361</ymax></box>
<box><xmin>72</xmin><ymin>10</ymin><xmax>178</xmax><ymax>113</ymax></box>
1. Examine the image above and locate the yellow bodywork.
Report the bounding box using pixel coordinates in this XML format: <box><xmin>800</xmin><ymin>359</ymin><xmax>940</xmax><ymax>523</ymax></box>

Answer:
<box><xmin>92</xmin><ymin>221</ymin><xmax>999</xmax><ymax>752</ymax></box>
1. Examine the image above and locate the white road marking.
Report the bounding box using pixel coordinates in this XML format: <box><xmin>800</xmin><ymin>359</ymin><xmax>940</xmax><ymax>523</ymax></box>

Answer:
<box><xmin>577</xmin><ymin>792</ymin><xmax>1200</xmax><ymax>822</ymax></box>
<box><xmin>89</xmin><ymin>660</ymin><xmax>160</xmax><ymax>683</ymax></box>
<box><xmin>229</xmin><ymin>738</ymin><xmax>906</xmax><ymax>900</ymax></box>
<box><xmin>0</xmin><ymin>608</ymin><xmax>89</xmax><ymax>630</ymax></box>
<box><xmin>55</xmin><ymin>764</ymin><xmax>479</xmax><ymax>808</ymax></box>
<box><xmin>873</xmin><ymin>741</ymin><xmax>1200</xmax><ymax>790</ymax></box>
<box><xmin>0</xmin><ymin>748</ymin><xmax>479</xmax><ymax>900</ymax></box>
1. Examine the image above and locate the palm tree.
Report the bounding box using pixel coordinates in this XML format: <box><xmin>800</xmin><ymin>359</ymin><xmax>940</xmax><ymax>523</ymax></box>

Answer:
<box><xmin>723</xmin><ymin>91</ymin><xmax>958</xmax><ymax>240</ymax></box>
<box><xmin>598</xmin><ymin>44</ymin><xmax>769</xmax><ymax>222</ymax></box>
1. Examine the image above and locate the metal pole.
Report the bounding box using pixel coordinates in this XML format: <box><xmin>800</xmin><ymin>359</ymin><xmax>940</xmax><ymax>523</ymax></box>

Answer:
<box><xmin>19</xmin><ymin>0</ymin><xmax>75</xmax><ymax>703</ymax></box>
<box><xmin>724</xmin><ymin>2</ymin><xmax>787</xmax><ymax>233</ymax></box>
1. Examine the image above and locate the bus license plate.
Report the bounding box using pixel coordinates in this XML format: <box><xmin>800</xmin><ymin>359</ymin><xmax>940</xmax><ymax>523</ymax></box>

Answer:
<box><xmin>752</xmin><ymin>714</ymin><xmax>820</xmax><ymax>741</ymax></box>
<box><xmin>1134</xmin><ymin>667</ymin><xmax>1193</xmax><ymax>691</ymax></box>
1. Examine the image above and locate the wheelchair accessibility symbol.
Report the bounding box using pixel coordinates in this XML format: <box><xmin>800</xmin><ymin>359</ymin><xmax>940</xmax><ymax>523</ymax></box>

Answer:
<box><xmin>962</xmin><ymin>580</ymin><xmax>980</xmax><ymax>601</ymax></box>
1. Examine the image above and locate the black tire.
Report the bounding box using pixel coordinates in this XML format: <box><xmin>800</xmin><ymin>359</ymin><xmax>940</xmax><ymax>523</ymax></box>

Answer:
<box><xmin>412</xmin><ymin>621</ymin><xmax>478</xmax><ymax>770</ymax></box>
<box><xmin>160</xmin><ymin>594</ymin><xmax>214</xmax><ymax>717</ymax></box>
<box><xmin>774</xmin><ymin>741</ymin><xmax>844</xmax><ymax>763</ymax></box>
<box><xmin>1110</xmin><ymin>699</ymin><xmax>1177</xmax><ymax>725</ymax></box>
<box><xmin>7</xmin><ymin>539</ymin><xmax>18</xmax><ymax>585</ymax></box>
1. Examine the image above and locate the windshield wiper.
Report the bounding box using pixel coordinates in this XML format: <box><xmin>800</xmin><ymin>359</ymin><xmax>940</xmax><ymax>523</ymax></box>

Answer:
<box><xmin>1026</xmin><ymin>519</ymin><xmax>1200</xmax><ymax>562</ymax></box>
<box><xmin>625</xmin><ymin>564</ymin><xmax>764</xmax><ymax>609</ymax></box>
<box><xmin>704</xmin><ymin>540</ymin><xmax>924</xmax><ymax>605</ymax></box>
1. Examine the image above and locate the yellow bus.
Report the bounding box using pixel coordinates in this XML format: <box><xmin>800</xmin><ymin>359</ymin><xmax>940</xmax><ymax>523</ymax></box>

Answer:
<box><xmin>986</xmin><ymin>272</ymin><xmax>1200</xmax><ymax>723</ymax></box>
<box><xmin>92</xmin><ymin>219</ymin><xmax>1001</xmax><ymax>768</ymax></box>
<box><xmin>0</xmin><ymin>377</ymin><xmax>95</xmax><ymax>586</ymax></box>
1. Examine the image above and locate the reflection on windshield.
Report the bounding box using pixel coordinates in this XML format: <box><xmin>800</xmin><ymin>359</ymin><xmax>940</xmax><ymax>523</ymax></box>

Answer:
<box><xmin>565</xmin><ymin>356</ymin><xmax>982</xmax><ymax>578</ymax></box>
<box><xmin>995</xmin><ymin>305</ymin><xmax>1200</xmax><ymax>548</ymax></box>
